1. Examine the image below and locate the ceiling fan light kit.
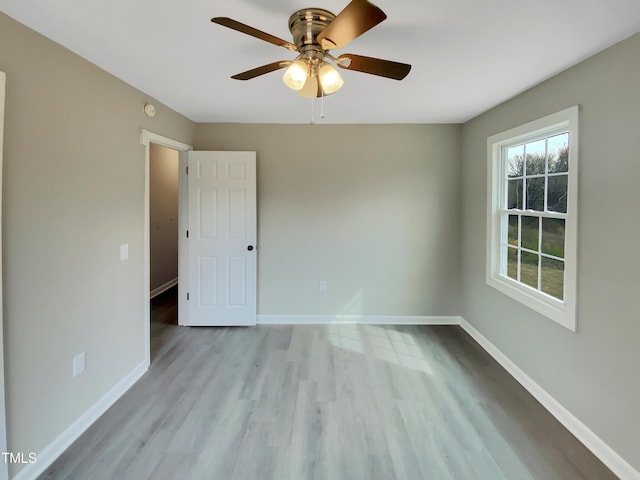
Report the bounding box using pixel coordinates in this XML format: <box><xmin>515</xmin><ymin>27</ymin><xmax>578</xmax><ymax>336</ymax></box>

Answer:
<box><xmin>282</xmin><ymin>59</ymin><xmax>309</xmax><ymax>91</ymax></box>
<box><xmin>211</xmin><ymin>0</ymin><xmax>411</xmax><ymax>99</ymax></box>
<box><xmin>318</xmin><ymin>62</ymin><xmax>344</xmax><ymax>94</ymax></box>
<box><xmin>282</xmin><ymin>48</ymin><xmax>345</xmax><ymax>97</ymax></box>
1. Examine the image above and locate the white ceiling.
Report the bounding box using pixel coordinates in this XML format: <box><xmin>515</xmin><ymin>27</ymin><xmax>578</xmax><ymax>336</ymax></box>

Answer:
<box><xmin>2</xmin><ymin>0</ymin><xmax>640</xmax><ymax>124</ymax></box>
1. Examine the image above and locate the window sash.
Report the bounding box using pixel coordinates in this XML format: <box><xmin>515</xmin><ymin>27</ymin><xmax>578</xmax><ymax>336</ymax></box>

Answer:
<box><xmin>498</xmin><ymin>211</ymin><xmax>566</xmax><ymax>301</ymax></box>
<box><xmin>497</xmin><ymin>127</ymin><xmax>569</xmax><ymax>301</ymax></box>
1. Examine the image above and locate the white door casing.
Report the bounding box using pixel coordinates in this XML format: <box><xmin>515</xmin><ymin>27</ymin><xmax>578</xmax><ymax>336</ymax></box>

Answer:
<box><xmin>139</xmin><ymin>130</ymin><xmax>192</xmax><ymax>364</ymax></box>
<box><xmin>187</xmin><ymin>151</ymin><xmax>257</xmax><ymax>326</ymax></box>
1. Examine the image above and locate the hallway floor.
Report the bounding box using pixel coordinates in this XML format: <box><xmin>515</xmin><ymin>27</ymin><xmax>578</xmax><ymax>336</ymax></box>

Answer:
<box><xmin>150</xmin><ymin>286</ymin><xmax>178</xmax><ymax>361</ymax></box>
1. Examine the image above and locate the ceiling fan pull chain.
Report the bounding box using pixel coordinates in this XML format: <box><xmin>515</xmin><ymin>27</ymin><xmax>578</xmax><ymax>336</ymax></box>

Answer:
<box><xmin>310</xmin><ymin>97</ymin><xmax>315</xmax><ymax>124</ymax></box>
<box><xmin>320</xmin><ymin>91</ymin><xmax>325</xmax><ymax>119</ymax></box>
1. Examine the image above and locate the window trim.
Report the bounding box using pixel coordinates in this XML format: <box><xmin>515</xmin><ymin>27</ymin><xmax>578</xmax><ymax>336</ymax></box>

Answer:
<box><xmin>486</xmin><ymin>106</ymin><xmax>579</xmax><ymax>331</ymax></box>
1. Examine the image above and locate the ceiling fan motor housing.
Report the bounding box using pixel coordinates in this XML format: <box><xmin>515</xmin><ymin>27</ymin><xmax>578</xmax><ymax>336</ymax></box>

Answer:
<box><xmin>288</xmin><ymin>9</ymin><xmax>336</xmax><ymax>49</ymax></box>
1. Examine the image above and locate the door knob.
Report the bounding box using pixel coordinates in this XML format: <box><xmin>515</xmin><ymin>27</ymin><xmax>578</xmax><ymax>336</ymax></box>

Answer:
<box><xmin>247</xmin><ymin>245</ymin><xmax>254</xmax><ymax>251</ymax></box>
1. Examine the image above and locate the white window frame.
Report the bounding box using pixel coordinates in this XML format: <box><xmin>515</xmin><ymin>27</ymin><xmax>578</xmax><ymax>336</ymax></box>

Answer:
<box><xmin>486</xmin><ymin>106</ymin><xmax>579</xmax><ymax>331</ymax></box>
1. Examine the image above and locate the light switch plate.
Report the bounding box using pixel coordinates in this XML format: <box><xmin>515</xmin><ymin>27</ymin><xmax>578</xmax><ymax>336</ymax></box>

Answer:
<box><xmin>120</xmin><ymin>244</ymin><xmax>128</xmax><ymax>261</ymax></box>
<box><xmin>73</xmin><ymin>352</ymin><xmax>85</xmax><ymax>378</ymax></box>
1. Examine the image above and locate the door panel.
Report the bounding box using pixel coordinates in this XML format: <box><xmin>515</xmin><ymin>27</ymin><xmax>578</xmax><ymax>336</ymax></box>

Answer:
<box><xmin>187</xmin><ymin>151</ymin><xmax>256</xmax><ymax>326</ymax></box>
<box><xmin>199</xmin><ymin>256</ymin><xmax>218</xmax><ymax>306</ymax></box>
<box><xmin>227</xmin><ymin>256</ymin><xmax>246</xmax><ymax>306</ymax></box>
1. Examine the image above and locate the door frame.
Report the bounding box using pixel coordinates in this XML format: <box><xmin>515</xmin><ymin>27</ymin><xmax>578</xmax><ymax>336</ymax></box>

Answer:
<box><xmin>0</xmin><ymin>70</ymin><xmax>9</xmax><ymax>480</ymax></box>
<box><xmin>139</xmin><ymin>130</ymin><xmax>192</xmax><ymax>365</ymax></box>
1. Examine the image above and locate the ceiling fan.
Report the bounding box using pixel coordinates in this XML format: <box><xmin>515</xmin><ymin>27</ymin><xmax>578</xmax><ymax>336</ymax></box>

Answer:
<box><xmin>211</xmin><ymin>0</ymin><xmax>411</xmax><ymax>98</ymax></box>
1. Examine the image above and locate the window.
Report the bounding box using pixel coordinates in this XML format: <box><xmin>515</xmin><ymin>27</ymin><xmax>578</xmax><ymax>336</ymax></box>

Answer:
<box><xmin>486</xmin><ymin>106</ymin><xmax>578</xmax><ymax>331</ymax></box>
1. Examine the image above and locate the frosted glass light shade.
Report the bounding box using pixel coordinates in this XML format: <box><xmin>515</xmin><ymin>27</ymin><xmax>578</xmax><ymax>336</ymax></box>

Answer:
<box><xmin>298</xmin><ymin>76</ymin><xmax>321</xmax><ymax>98</ymax></box>
<box><xmin>283</xmin><ymin>60</ymin><xmax>309</xmax><ymax>91</ymax></box>
<box><xmin>318</xmin><ymin>63</ymin><xmax>344</xmax><ymax>94</ymax></box>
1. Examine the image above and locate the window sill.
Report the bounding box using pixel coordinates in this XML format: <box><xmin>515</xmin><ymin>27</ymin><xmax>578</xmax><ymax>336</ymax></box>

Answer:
<box><xmin>486</xmin><ymin>274</ymin><xmax>576</xmax><ymax>332</ymax></box>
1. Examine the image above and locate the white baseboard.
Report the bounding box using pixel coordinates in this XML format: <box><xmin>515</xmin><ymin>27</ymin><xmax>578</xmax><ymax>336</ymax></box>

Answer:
<box><xmin>257</xmin><ymin>314</ymin><xmax>462</xmax><ymax>325</ymax></box>
<box><xmin>150</xmin><ymin>277</ymin><xmax>178</xmax><ymax>299</ymax></box>
<box><xmin>14</xmin><ymin>361</ymin><xmax>149</xmax><ymax>480</ymax></box>
<box><xmin>458</xmin><ymin>318</ymin><xmax>640</xmax><ymax>480</ymax></box>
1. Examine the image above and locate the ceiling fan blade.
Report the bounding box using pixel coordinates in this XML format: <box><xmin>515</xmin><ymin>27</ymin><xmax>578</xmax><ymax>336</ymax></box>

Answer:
<box><xmin>337</xmin><ymin>54</ymin><xmax>411</xmax><ymax>80</ymax></box>
<box><xmin>212</xmin><ymin>17</ymin><xmax>298</xmax><ymax>52</ymax></box>
<box><xmin>231</xmin><ymin>61</ymin><xmax>292</xmax><ymax>80</ymax></box>
<box><xmin>316</xmin><ymin>0</ymin><xmax>387</xmax><ymax>51</ymax></box>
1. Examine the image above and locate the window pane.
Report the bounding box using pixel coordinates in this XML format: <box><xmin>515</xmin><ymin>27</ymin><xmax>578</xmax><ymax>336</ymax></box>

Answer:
<box><xmin>507</xmin><ymin>145</ymin><xmax>524</xmax><ymax>177</ymax></box>
<box><xmin>521</xmin><ymin>216</ymin><xmax>539</xmax><ymax>251</ymax></box>
<box><xmin>541</xmin><ymin>257</ymin><xmax>564</xmax><ymax>300</ymax></box>
<box><xmin>507</xmin><ymin>247</ymin><xmax>518</xmax><ymax>280</ymax></box>
<box><xmin>547</xmin><ymin>175</ymin><xmax>568</xmax><ymax>213</ymax></box>
<box><xmin>525</xmin><ymin>139</ymin><xmax>546</xmax><ymax>175</ymax></box>
<box><xmin>548</xmin><ymin>133</ymin><xmax>569</xmax><ymax>173</ymax></box>
<box><xmin>508</xmin><ymin>215</ymin><xmax>519</xmax><ymax>246</ymax></box>
<box><xmin>520</xmin><ymin>252</ymin><xmax>539</xmax><ymax>289</ymax></box>
<box><xmin>541</xmin><ymin>218</ymin><xmax>565</xmax><ymax>258</ymax></box>
<box><xmin>508</xmin><ymin>179</ymin><xmax>523</xmax><ymax>209</ymax></box>
<box><xmin>526</xmin><ymin>177</ymin><xmax>545</xmax><ymax>211</ymax></box>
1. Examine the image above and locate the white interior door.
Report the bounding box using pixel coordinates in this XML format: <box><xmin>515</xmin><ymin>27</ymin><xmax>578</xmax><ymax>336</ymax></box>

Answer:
<box><xmin>187</xmin><ymin>151</ymin><xmax>257</xmax><ymax>326</ymax></box>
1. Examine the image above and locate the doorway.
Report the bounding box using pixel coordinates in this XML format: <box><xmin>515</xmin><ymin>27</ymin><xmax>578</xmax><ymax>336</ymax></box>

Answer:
<box><xmin>140</xmin><ymin>130</ymin><xmax>192</xmax><ymax>367</ymax></box>
<box><xmin>149</xmin><ymin>143</ymin><xmax>180</xmax><ymax>359</ymax></box>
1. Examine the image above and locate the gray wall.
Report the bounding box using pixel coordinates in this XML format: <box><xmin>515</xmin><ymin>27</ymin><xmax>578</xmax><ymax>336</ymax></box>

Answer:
<box><xmin>461</xmin><ymin>32</ymin><xmax>640</xmax><ymax>471</ymax></box>
<box><xmin>2</xmin><ymin>6</ymin><xmax>639</xmax><ymax>477</ymax></box>
<box><xmin>0</xmin><ymin>12</ymin><xmax>195</xmax><ymax>476</ymax></box>
<box><xmin>195</xmin><ymin>124</ymin><xmax>462</xmax><ymax>317</ymax></box>
<box><xmin>150</xmin><ymin>144</ymin><xmax>179</xmax><ymax>292</ymax></box>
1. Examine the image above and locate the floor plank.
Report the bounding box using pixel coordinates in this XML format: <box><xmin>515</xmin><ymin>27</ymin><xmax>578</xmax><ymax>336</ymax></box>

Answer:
<box><xmin>38</xmin><ymin>306</ymin><xmax>617</xmax><ymax>479</ymax></box>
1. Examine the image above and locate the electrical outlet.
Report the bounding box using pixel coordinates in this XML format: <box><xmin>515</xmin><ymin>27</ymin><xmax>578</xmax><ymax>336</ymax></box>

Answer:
<box><xmin>319</xmin><ymin>280</ymin><xmax>327</xmax><ymax>292</ymax></box>
<box><xmin>73</xmin><ymin>352</ymin><xmax>85</xmax><ymax>378</ymax></box>
<box><xmin>120</xmin><ymin>243</ymin><xmax>129</xmax><ymax>261</ymax></box>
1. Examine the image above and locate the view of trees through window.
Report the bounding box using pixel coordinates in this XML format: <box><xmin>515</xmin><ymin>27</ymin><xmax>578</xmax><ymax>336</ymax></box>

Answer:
<box><xmin>502</xmin><ymin>133</ymin><xmax>569</xmax><ymax>300</ymax></box>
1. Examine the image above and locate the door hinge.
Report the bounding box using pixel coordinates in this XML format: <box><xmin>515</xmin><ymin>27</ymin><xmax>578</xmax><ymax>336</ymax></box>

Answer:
<box><xmin>186</xmin><ymin>165</ymin><xmax>189</xmax><ymax>175</ymax></box>
<box><xmin>187</xmin><ymin>293</ymin><xmax>190</xmax><ymax>301</ymax></box>
<box><xmin>186</xmin><ymin>230</ymin><xmax>189</xmax><ymax>238</ymax></box>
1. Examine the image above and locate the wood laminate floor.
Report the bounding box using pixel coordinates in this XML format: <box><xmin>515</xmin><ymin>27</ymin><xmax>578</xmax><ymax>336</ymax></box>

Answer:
<box><xmin>149</xmin><ymin>286</ymin><xmax>178</xmax><ymax>361</ymax></box>
<box><xmin>39</xmin><ymin>309</ymin><xmax>616</xmax><ymax>479</ymax></box>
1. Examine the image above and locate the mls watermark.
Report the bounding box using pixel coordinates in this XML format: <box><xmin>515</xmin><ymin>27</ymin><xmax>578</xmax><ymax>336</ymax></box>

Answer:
<box><xmin>2</xmin><ymin>452</ymin><xmax>37</xmax><ymax>464</ymax></box>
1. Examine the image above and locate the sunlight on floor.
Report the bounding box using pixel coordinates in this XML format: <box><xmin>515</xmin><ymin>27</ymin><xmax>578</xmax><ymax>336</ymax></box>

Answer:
<box><xmin>328</xmin><ymin>324</ymin><xmax>365</xmax><ymax>353</ymax></box>
<box><xmin>328</xmin><ymin>324</ymin><xmax>435</xmax><ymax>375</ymax></box>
